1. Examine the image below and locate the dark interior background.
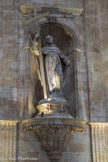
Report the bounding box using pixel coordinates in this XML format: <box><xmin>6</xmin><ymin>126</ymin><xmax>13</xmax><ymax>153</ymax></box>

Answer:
<box><xmin>40</xmin><ymin>23</ymin><xmax>76</xmax><ymax>117</ymax></box>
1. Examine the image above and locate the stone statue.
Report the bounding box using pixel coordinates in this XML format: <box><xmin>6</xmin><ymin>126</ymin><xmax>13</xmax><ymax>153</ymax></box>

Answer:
<box><xmin>33</xmin><ymin>33</ymin><xmax>70</xmax><ymax>105</ymax></box>
<box><xmin>42</xmin><ymin>35</ymin><xmax>70</xmax><ymax>101</ymax></box>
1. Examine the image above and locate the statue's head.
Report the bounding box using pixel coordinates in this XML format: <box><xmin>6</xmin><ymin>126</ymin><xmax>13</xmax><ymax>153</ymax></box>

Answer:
<box><xmin>45</xmin><ymin>35</ymin><xmax>53</xmax><ymax>45</ymax></box>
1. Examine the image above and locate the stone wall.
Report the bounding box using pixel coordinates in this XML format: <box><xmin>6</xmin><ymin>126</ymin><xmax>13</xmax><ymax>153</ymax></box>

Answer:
<box><xmin>0</xmin><ymin>0</ymin><xmax>19</xmax><ymax>120</ymax></box>
<box><xmin>0</xmin><ymin>0</ymin><xmax>108</xmax><ymax>162</ymax></box>
<box><xmin>84</xmin><ymin>0</ymin><xmax>108</xmax><ymax>122</ymax></box>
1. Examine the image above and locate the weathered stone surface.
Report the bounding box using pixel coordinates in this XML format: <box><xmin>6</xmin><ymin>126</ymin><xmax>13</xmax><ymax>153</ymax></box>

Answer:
<box><xmin>0</xmin><ymin>0</ymin><xmax>108</xmax><ymax>161</ymax></box>
<box><xmin>90</xmin><ymin>123</ymin><xmax>108</xmax><ymax>162</ymax></box>
<box><xmin>0</xmin><ymin>120</ymin><xmax>18</xmax><ymax>162</ymax></box>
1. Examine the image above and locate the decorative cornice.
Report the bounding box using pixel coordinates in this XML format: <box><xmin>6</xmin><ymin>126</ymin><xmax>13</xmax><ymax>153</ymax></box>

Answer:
<box><xmin>21</xmin><ymin>6</ymin><xmax>83</xmax><ymax>17</ymax></box>
<box><xmin>0</xmin><ymin>120</ymin><xmax>18</xmax><ymax>124</ymax></box>
<box><xmin>22</xmin><ymin>117</ymin><xmax>86</xmax><ymax>131</ymax></box>
<box><xmin>89</xmin><ymin>122</ymin><xmax>108</xmax><ymax>126</ymax></box>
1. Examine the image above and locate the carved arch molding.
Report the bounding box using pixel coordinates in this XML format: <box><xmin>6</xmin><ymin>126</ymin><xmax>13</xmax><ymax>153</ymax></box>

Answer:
<box><xmin>31</xmin><ymin>22</ymin><xmax>78</xmax><ymax>117</ymax></box>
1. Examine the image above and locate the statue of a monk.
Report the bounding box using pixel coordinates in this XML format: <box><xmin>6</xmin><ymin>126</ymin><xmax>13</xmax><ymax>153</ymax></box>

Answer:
<box><xmin>33</xmin><ymin>33</ymin><xmax>70</xmax><ymax>104</ymax></box>
<box><xmin>42</xmin><ymin>35</ymin><xmax>70</xmax><ymax>100</ymax></box>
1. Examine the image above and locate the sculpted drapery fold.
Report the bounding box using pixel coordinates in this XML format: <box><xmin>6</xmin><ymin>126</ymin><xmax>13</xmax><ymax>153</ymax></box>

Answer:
<box><xmin>32</xmin><ymin>33</ymin><xmax>70</xmax><ymax>103</ymax></box>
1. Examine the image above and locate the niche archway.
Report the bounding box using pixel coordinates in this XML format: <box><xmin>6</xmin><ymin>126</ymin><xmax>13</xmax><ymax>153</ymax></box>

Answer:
<box><xmin>30</xmin><ymin>22</ymin><xmax>78</xmax><ymax>117</ymax></box>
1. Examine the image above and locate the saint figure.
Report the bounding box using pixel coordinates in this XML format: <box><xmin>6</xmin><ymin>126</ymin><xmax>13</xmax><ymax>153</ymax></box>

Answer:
<box><xmin>42</xmin><ymin>35</ymin><xmax>70</xmax><ymax>100</ymax></box>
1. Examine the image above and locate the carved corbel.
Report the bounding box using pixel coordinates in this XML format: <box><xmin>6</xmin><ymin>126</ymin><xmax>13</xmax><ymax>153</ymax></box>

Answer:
<box><xmin>22</xmin><ymin>117</ymin><xmax>86</xmax><ymax>162</ymax></box>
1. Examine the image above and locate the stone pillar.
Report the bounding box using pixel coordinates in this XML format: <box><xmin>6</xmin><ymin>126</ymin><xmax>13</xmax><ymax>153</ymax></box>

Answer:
<box><xmin>0</xmin><ymin>120</ymin><xmax>18</xmax><ymax>162</ymax></box>
<box><xmin>90</xmin><ymin>123</ymin><xmax>108</xmax><ymax>162</ymax></box>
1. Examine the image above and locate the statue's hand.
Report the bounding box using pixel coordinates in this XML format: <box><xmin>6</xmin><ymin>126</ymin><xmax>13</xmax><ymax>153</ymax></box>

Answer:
<box><xmin>34</xmin><ymin>32</ymin><xmax>40</xmax><ymax>42</ymax></box>
<box><xmin>63</xmin><ymin>59</ymin><xmax>70</xmax><ymax>67</ymax></box>
<box><xmin>66</xmin><ymin>60</ymin><xmax>70</xmax><ymax>67</ymax></box>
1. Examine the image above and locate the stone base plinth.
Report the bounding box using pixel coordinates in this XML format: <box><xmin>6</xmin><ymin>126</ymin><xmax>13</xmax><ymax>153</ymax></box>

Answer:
<box><xmin>22</xmin><ymin>113</ymin><xmax>86</xmax><ymax>162</ymax></box>
<box><xmin>36</xmin><ymin>103</ymin><xmax>70</xmax><ymax>115</ymax></box>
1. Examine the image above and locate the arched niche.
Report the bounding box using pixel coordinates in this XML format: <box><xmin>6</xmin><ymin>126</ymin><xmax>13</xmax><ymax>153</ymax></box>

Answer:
<box><xmin>30</xmin><ymin>22</ymin><xmax>78</xmax><ymax>117</ymax></box>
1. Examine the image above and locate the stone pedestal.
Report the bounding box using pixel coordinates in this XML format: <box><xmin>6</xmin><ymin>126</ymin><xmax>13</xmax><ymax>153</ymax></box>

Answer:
<box><xmin>22</xmin><ymin>109</ymin><xmax>86</xmax><ymax>162</ymax></box>
<box><xmin>36</xmin><ymin>102</ymin><xmax>69</xmax><ymax>115</ymax></box>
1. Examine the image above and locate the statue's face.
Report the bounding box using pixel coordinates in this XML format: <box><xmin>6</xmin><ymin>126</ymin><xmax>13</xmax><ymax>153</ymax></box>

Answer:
<box><xmin>45</xmin><ymin>35</ymin><xmax>53</xmax><ymax>45</ymax></box>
